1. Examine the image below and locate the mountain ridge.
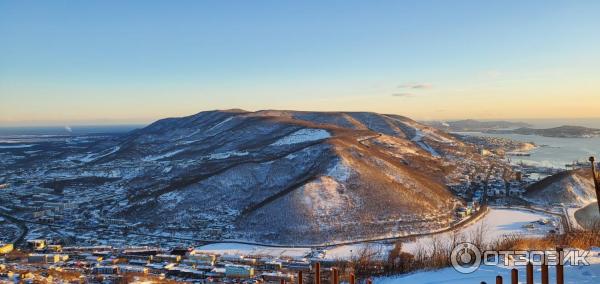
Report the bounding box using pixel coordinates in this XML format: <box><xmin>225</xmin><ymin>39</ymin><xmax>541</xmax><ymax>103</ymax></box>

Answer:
<box><xmin>2</xmin><ymin>110</ymin><xmax>499</xmax><ymax>245</ymax></box>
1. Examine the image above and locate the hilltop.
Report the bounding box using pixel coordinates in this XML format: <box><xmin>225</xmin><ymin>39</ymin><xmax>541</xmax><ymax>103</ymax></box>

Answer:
<box><xmin>1</xmin><ymin>110</ymin><xmax>497</xmax><ymax>245</ymax></box>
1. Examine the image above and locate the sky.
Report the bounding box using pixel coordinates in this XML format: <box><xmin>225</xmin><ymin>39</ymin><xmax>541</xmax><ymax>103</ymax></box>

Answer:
<box><xmin>1</xmin><ymin>0</ymin><xmax>599</xmax><ymax>126</ymax></box>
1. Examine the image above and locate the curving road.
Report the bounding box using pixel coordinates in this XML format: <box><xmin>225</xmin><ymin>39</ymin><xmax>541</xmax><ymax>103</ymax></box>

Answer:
<box><xmin>0</xmin><ymin>210</ymin><xmax>28</xmax><ymax>246</ymax></box>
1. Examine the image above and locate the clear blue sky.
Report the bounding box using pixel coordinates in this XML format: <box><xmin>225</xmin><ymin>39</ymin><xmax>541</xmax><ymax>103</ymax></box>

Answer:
<box><xmin>1</xmin><ymin>0</ymin><xmax>599</xmax><ymax>126</ymax></box>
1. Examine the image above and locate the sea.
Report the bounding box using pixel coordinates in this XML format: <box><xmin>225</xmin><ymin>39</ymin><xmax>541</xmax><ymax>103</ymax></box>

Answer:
<box><xmin>460</xmin><ymin>132</ymin><xmax>600</xmax><ymax>169</ymax></box>
<box><xmin>458</xmin><ymin>118</ymin><xmax>600</xmax><ymax>169</ymax></box>
<box><xmin>0</xmin><ymin>125</ymin><xmax>145</xmax><ymax>145</ymax></box>
<box><xmin>0</xmin><ymin>125</ymin><xmax>144</xmax><ymax>136</ymax></box>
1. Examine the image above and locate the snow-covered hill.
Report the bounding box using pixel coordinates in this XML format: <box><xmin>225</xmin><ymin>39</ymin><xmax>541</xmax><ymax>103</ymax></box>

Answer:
<box><xmin>2</xmin><ymin>110</ymin><xmax>497</xmax><ymax>245</ymax></box>
<box><xmin>525</xmin><ymin>169</ymin><xmax>597</xmax><ymax>207</ymax></box>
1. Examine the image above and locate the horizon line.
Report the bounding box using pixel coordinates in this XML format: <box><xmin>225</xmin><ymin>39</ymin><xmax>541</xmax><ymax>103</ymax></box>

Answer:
<box><xmin>2</xmin><ymin>111</ymin><xmax>600</xmax><ymax>128</ymax></box>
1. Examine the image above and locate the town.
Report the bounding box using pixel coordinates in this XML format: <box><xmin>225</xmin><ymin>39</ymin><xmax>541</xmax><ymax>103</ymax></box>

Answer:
<box><xmin>0</xmin><ymin>158</ymin><xmax>568</xmax><ymax>284</ymax></box>
<box><xmin>0</xmin><ymin>127</ymin><xmax>578</xmax><ymax>284</ymax></box>
<box><xmin>1</xmin><ymin>239</ymin><xmax>359</xmax><ymax>283</ymax></box>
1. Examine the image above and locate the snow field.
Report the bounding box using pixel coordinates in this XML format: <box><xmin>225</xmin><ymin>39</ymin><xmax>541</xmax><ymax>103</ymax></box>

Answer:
<box><xmin>271</xmin><ymin>129</ymin><xmax>331</xmax><ymax>146</ymax></box>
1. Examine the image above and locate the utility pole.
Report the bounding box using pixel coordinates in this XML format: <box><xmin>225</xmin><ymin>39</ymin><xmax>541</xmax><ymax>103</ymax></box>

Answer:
<box><xmin>589</xmin><ymin>157</ymin><xmax>600</xmax><ymax>215</ymax></box>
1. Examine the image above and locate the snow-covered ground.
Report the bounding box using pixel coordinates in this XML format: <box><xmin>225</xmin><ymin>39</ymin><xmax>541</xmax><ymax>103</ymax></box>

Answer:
<box><xmin>270</xmin><ymin>129</ymin><xmax>330</xmax><ymax>146</ymax></box>
<box><xmin>322</xmin><ymin>243</ymin><xmax>389</xmax><ymax>260</ymax></box>
<box><xmin>410</xmin><ymin>129</ymin><xmax>440</xmax><ymax>157</ymax></box>
<box><xmin>193</xmin><ymin>242</ymin><xmax>389</xmax><ymax>261</ymax></box>
<box><xmin>192</xmin><ymin>208</ymin><xmax>559</xmax><ymax>262</ymax></box>
<box><xmin>566</xmin><ymin>206</ymin><xmax>584</xmax><ymax>231</ymax></box>
<box><xmin>0</xmin><ymin>144</ymin><xmax>34</xmax><ymax>149</ymax></box>
<box><xmin>208</xmin><ymin>116</ymin><xmax>235</xmax><ymax>131</ymax></box>
<box><xmin>377</xmin><ymin>248</ymin><xmax>600</xmax><ymax>284</ymax></box>
<box><xmin>142</xmin><ymin>149</ymin><xmax>185</xmax><ymax>161</ymax></box>
<box><xmin>386</xmin><ymin>116</ymin><xmax>453</xmax><ymax>157</ymax></box>
<box><xmin>207</xmin><ymin>150</ymin><xmax>249</xmax><ymax>160</ymax></box>
<box><xmin>403</xmin><ymin>208</ymin><xmax>560</xmax><ymax>254</ymax></box>
<box><xmin>72</xmin><ymin>146</ymin><xmax>121</xmax><ymax>163</ymax></box>
<box><xmin>193</xmin><ymin>243</ymin><xmax>310</xmax><ymax>259</ymax></box>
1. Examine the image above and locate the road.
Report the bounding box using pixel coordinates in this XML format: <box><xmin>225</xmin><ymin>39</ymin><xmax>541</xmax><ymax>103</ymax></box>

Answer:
<box><xmin>0</xmin><ymin>210</ymin><xmax>28</xmax><ymax>246</ymax></box>
<box><xmin>357</xmin><ymin>133</ymin><xmax>382</xmax><ymax>147</ymax></box>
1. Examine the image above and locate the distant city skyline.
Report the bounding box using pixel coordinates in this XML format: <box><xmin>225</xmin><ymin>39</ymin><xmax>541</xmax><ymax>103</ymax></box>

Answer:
<box><xmin>1</xmin><ymin>1</ymin><xmax>599</xmax><ymax>126</ymax></box>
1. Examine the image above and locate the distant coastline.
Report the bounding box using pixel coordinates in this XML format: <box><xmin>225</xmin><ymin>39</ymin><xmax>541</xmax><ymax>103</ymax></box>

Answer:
<box><xmin>426</xmin><ymin>119</ymin><xmax>600</xmax><ymax>138</ymax></box>
<box><xmin>487</xmin><ymin>125</ymin><xmax>600</xmax><ymax>138</ymax></box>
<box><xmin>0</xmin><ymin>125</ymin><xmax>144</xmax><ymax>136</ymax></box>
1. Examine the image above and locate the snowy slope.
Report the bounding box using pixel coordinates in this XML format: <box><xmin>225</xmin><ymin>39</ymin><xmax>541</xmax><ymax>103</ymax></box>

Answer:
<box><xmin>4</xmin><ymin>109</ymin><xmax>497</xmax><ymax>245</ymax></box>
<box><xmin>525</xmin><ymin>169</ymin><xmax>597</xmax><ymax>206</ymax></box>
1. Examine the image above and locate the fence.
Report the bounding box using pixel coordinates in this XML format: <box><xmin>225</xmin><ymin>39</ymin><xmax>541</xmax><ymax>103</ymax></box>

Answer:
<box><xmin>279</xmin><ymin>248</ymin><xmax>568</xmax><ymax>284</ymax></box>
<box><xmin>480</xmin><ymin>248</ymin><xmax>565</xmax><ymax>284</ymax></box>
<box><xmin>278</xmin><ymin>261</ymin><xmax>372</xmax><ymax>284</ymax></box>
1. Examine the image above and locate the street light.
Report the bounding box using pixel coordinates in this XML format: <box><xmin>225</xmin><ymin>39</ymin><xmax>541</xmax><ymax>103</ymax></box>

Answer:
<box><xmin>589</xmin><ymin>157</ymin><xmax>600</xmax><ymax>215</ymax></box>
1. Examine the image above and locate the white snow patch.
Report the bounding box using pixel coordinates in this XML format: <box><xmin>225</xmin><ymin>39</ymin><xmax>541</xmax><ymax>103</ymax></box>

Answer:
<box><xmin>208</xmin><ymin>151</ymin><xmax>248</xmax><ymax>160</ymax></box>
<box><xmin>323</xmin><ymin>243</ymin><xmax>390</xmax><ymax>260</ymax></box>
<box><xmin>142</xmin><ymin>149</ymin><xmax>185</xmax><ymax>161</ymax></box>
<box><xmin>159</xmin><ymin>191</ymin><xmax>185</xmax><ymax>203</ymax></box>
<box><xmin>387</xmin><ymin>116</ymin><xmax>451</xmax><ymax>156</ymax></box>
<box><xmin>0</xmin><ymin>144</ymin><xmax>34</xmax><ymax>149</ymax></box>
<box><xmin>326</xmin><ymin>160</ymin><xmax>352</xmax><ymax>182</ymax></box>
<box><xmin>271</xmin><ymin>129</ymin><xmax>330</xmax><ymax>146</ymax></box>
<box><xmin>411</xmin><ymin>129</ymin><xmax>441</xmax><ymax>157</ymax></box>
<box><xmin>376</xmin><ymin>135</ymin><xmax>420</xmax><ymax>155</ymax></box>
<box><xmin>182</xmin><ymin>128</ymin><xmax>203</xmax><ymax>139</ymax></box>
<box><xmin>76</xmin><ymin>146</ymin><xmax>121</xmax><ymax>163</ymax></box>
<box><xmin>179</xmin><ymin>139</ymin><xmax>202</xmax><ymax>145</ymax></box>
<box><xmin>194</xmin><ymin>243</ymin><xmax>310</xmax><ymax>259</ymax></box>
<box><xmin>398</xmin><ymin>117</ymin><xmax>454</xmax><ymax>144</ymax></box>
<box><xmin>301</xmin><ymin>176</ymin><xmax>346</xmax><ymax>216</ymax></box>
<box><xmin>285</xmin><ymin>152</ymin><xmax>298</xmax><ymax>160</ymax></box>
<box><xmin>416</xmin><ymin>140</ymin><xmax>441</xmax><ymax>157</ymax></box>
<box><xmin>566</xmin><ymin>206</ymin><xmax>583</xmax><ymax>231</ymax></box>
<box><xmin>96</xmin><ymin>146</ymin><xmax>120</xmax><ymax>159</ymax></box>
<box><xmin>208</xmin><ymin>117</ymin><xmax>234</xmax><ymax>131</ymax></box>
<box><xmin>421</xmin><ymin>128</ymin><xmax>454</xmax><ymax>144</ymax></box>
<box><xmin>158</xmin><ymin>191</ymin><xmax>186</xmax><ymax>210</ymax></box>
<box><xmin>569</xmin><ymin>175</ymin><xmax>597</xmax><ymax>205</ymax></box>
